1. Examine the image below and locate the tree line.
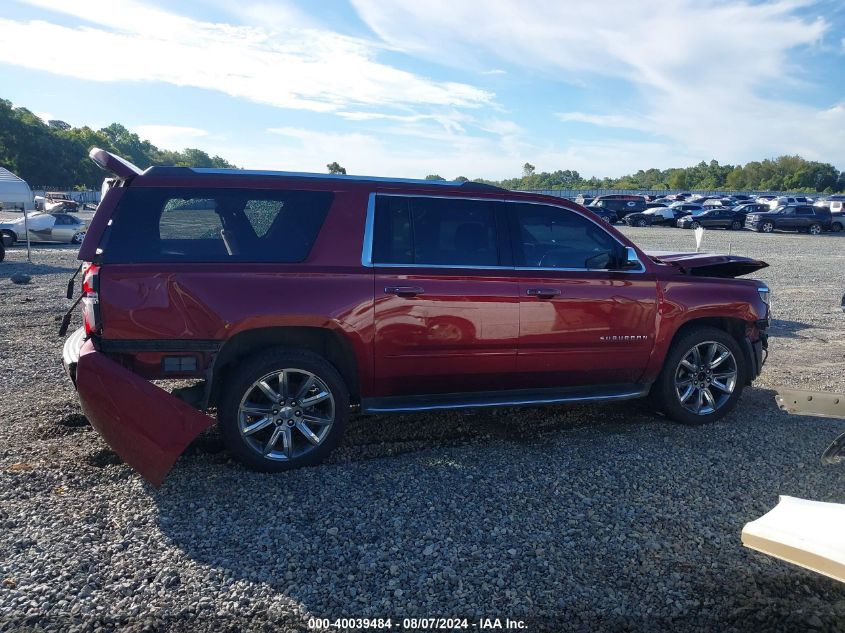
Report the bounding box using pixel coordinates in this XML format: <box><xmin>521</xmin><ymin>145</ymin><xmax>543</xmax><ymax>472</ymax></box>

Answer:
<box><xmin>2</xmin><ymin>98</ymin><xmax>843</xmax><ymax>193</ymax></box>
<box><xmin>0</xmin><ymin>99</ymin><xmax>235</xmax><ymax>189</ymax></box>
<box><xmin>431</xmin><ymin>156</ymin><xmax>845</xmax><ymax>193</ymax></box>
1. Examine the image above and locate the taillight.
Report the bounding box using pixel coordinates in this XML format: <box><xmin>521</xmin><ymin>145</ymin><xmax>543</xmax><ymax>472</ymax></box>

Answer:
<box><xmin>81</xmin><ymin>263</ymin><xmax>102</xmax><ymax>335</ymax></box>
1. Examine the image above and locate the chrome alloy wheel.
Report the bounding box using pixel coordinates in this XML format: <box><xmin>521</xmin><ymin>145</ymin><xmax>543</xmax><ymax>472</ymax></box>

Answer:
<box><xmin>237</xmin><ymin>368</ymin><xmax>335</xmax><ymax>461</ymax></box>
<box><xmin>674</xmin><ymin>341</ymin><xmax>738</xmax><ymax>415</ymax></box>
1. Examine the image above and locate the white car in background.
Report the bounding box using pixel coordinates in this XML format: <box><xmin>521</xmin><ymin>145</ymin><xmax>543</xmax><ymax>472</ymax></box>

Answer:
<box><xmin>0</xmin><ymin>212</ymin><xmax>87</xmax><ymax>246</ymax></box>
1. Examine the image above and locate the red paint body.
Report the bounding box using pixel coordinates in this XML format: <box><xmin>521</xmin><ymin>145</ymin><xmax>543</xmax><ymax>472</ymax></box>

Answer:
<box><xmin>65</xmin><ymin>164</ymin><xmax>770</xmax><ymax>483</ymax></box>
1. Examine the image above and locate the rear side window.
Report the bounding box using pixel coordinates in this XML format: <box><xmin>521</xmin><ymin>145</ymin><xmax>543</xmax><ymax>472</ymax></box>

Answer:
<box><xmin>373</xmin><ymin>196</ymin><xmax>500</xmax><ymax>266</ymax></box>
<box><xmin>101</xmin><ymin>188</ymin><xmax>333</xmax><ymax>263</ymax></box>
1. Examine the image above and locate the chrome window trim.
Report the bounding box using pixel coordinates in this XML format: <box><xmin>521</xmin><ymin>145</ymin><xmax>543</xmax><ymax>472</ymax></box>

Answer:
<box><xmin>362</xmin><ymin>193</ymin><xmax>646</xmax><ymax>274</ymax></box>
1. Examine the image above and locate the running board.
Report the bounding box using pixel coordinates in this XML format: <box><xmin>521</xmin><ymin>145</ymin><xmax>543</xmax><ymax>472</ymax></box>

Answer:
<box><xmin>360</xmin><ymin>383</ymin><xmax>650</xmax><ymax>414</ymax></box>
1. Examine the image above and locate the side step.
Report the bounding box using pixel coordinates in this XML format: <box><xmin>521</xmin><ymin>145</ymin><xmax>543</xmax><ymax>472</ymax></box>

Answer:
<box><xmin>360</xmin><ymin>383</ymin><xmax>650</xmax><ymax>414</ymax></box>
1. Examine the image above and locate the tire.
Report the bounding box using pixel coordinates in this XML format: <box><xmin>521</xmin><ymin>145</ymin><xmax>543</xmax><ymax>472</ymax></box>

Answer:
<box><xmin>71</xmin><ymin>231</ymin><xmax>85</xmax><ymax>244</ymax></box>
<box><xmin>808</xmin><ymin>223</ymin><xmax>822</xmax><ymax>236</ymax></box>
<box><xmin>1</xmin><ymin>230</ymin><xmax>16</xmax><ymax>247</ymax></box>
<box><xmin>832</xmin><ymin>222</ymin><xmax>842</xmax><ymax>233</ymax></box>
<box><xmin>218</xmin><ymin>347</ymin><xmax>350</xmax><ymax>472</ymax></box>
<box><xmin>760</xmin><ymin>221</ymin><xmax>774</xmax><ymax>233</ymax></box>
<box><xmin>636</xmin><ymin>218</ymin><xmax>648</xmax><ymax>227</ymax></box>
<box><xmin>652</xmin><ymin>326</ymin><xmax>746</xmax><ymax>425</ymax></box>
<box><xmin>691</xmin><ymin>221</ymin><xmax>701</xmax><ymax>229</ymax></box>
<box><xmin>731</xmin><ymin>220</ymin><xmax>742</xmax><ymax>230</ymax></box>
<box><xmin>0</xmin><ymin>242</ymin><xmax>4</xmax><ymax>262</ymax></box>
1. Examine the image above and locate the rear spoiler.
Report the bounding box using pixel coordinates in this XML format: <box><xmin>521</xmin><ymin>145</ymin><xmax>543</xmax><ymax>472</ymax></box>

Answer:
<box><xmin>89</xmin><ymin>147</ymin><xmax>143</xmax><ymax>180</ymax></box>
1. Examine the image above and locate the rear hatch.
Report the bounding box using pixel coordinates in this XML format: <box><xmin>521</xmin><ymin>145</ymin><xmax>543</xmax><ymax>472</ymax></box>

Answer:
<box><xmin>646</xmin><ymin>251</ymin><xmax>768</xmax><ymax>277</ymax></box>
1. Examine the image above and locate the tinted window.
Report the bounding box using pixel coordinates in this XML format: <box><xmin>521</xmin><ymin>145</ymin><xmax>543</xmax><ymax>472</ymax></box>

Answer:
<box><xmin>373</xmin><ymin>196</ymin><xmax>499</xmax><ymax>266</ymax></box>
<box><xmin>101</xmin><ymin>187</ymin><xmax>333</xmax><ymax>263</ymax></box>
<box><xmin>795</xmin><ymin>206</ymin><xmax>813</xmax><ymax>215</ymax></box>
<box><xmin>512</xmin><ymin>203</ymin><xmax>620</xmax><ymax>269</ymax></box>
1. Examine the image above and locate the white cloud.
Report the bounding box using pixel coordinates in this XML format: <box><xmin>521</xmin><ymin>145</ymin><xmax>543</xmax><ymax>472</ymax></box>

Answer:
<box><xmin>481</xmin><ymin>69</ymin><xmax>507</xmax><ymax>76</ymax></box>
<box><xmin>351</xmin><ymin>0</ymin><xmax>844</xmax><ymax>168</ymax></box>
<box><xmin>134</xmin><ymin>125</ymin><xmax>210</xmax><ymax>149</ymax></box>
<box><xmin>0</xmin><ymin>0</ymin><xmax>492</xmax><ymax>114</ymax></box>
<box><xmin>556</xmin><ymin>112</ymin><xmax>646</xmax><ymax>130</ymax></box>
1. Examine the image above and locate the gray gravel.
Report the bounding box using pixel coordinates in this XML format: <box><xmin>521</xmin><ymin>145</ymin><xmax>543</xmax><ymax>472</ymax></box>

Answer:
<box><xmin>1</xmin><ymin>227</ymin><xmax>845</xmax><ymax>632</ymax></box>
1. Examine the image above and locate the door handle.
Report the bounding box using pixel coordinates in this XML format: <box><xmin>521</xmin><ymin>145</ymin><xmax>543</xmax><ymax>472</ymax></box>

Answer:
<box><xmin>385</xmin><ymin>286</ymin><xmax>425</xmax><ymax>297</ymax></box>
<box><xmin>526</xmin><ymin>288</ymin><xmax>561</xmax><ymax>298</ymax></box>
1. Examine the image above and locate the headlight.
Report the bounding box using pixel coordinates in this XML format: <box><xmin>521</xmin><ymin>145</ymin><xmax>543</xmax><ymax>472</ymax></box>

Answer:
<box><xmin>758</xmin><ymin>284</ymin><xmax>771</xmax><ymax>316</ymax></box>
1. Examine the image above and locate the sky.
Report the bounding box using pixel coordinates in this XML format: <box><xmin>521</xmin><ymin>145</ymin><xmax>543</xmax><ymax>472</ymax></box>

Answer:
<box><xmin>0</xmin><ymin>0</ymin><xmax>844</xmax><ymax>180</ymax></box>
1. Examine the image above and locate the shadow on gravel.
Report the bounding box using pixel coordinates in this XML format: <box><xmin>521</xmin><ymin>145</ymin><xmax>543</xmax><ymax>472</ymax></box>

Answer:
<box><xmin>769</xmin><ymin>318</ymin><xmax>818</xmax><ymax>339</ymax></box>
<box><xmin>147</xmin><ymin>388</ymin><xmax>845</xmax><ymax>629</ymax></box>
<box><xmin>1</xmin><ymin>261</ymin><xmax>77</xmax><ymax>276</ymax></box>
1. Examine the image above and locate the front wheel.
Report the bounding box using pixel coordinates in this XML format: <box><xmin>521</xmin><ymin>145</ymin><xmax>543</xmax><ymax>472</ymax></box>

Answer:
<box><xmin>652</xmin><ymin>326</ymin><xmax>745</xmax><ymax>425</ymax></box>
<box><xmin>808</xmin><ymin>223</ymin><xmax>822</xmax><ymax>236</ymax></box>
<box><xmin>218</xmin><ymin>347</ymin><xmax>349</xmax><ymax>472</ymax></box>
<box><xmin>731</xmin><ymin>220</ymin><xmax>742</xmax><ymax>230</ymax></box>
<box><xmin>1</xmin><ymin>230</ymin><xmax>16</xmax><ymax>247</ymax></box>
<box><xmin>636</xmin><ymin>218</ymin><xmax>648</xmax><ymax>227</ymax></box>
<box><xmin>760</xmin><ymin>221</ymin><xmax>774</xmax><ymax>233</ymax></box>
<box><xmin>691</xmin><ymin>221</ymin><xmax>701</xmax><ymax>229</ymax></box>
<box><xmin>71</xmin><ymin>231</ymin><xmax>85</xmax><ymax>244</ymax></box>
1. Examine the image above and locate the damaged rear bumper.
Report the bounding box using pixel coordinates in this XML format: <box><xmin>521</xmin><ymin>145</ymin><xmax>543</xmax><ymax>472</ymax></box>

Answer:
<box><xmin>63</xmin><ymin>329</ymin><xmax>215</xmax><ymax>486</ymax></box>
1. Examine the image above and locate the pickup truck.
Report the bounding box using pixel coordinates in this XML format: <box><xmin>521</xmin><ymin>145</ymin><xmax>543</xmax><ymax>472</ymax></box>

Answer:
<box><xmin>61</xmin><ymin>149</ymin><xmax>771</xmax><ymax>485</ymax></box>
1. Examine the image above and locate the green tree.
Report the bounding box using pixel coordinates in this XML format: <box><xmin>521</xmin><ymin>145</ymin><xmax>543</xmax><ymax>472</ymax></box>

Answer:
<box><xmin>326</xmin><ymin>161</ymin><xmax>346</xmax><ymax>175</ymax></box>
<box><xmin>522</xmin><ymin>162</ymin><xmax>535</xmax><ymax>177</ymax></box>
<box><xmin>424</xmin><ymin>174</ymin><xmax>444</xmax><ymax>180</ymax></box>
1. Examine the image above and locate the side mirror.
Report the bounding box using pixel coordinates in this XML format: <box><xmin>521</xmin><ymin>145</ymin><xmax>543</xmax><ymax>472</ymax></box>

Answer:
<box><xmin>618</xmin><ymin>246</ymin><xmax>641</xmax><ymax>270</ymax></box>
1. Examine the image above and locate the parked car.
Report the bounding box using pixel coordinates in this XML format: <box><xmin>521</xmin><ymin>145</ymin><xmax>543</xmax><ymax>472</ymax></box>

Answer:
<box><xmin>624</xmin><ymin>206</ymin><xmax>691</xmax><ymax>227</ymax></box>
<box><xmin>44</xmin><ymin>192</ymin><xmax>80</xmax><ymax>212</ymax></box>
<box><xmin>733</xmin><ymin>202</ymin><xmax>771</xmax><ymax>216</ymax></box>
<box><xmin>0</xmin><ymin>212</ymin><xmax>88</xmax><ymax>246</ymax></box>
<box><xmin>745</xmin><ymin>205</ymin><xmax>832</xmax><ymax>235</ymax></box>
<box><xmin>731</xmin><ymin>194</ymin><xmax>753</xmax><ymax>201</ymax></box>
<box><xmin>61</xmin><ymin>148</ymin><xmax>771</xmax><ymax>485</ymax></box>
<box><xmin>589</xmin><ymin>194</ymin><xmax>647</xmax><ymax>220</ymax></box>
<box><xmin>677</xmin><ymin>208</ymin><xmax>746</xmax><ymax>230</ymax></box>
<box><xmin>755</xmin><ymin>194</ymin><xmax>777</xmax><ymax>204</ymax></box>
<box><xmin>768</xmin><ymin>196</ymin><xmax>813</xmax><ymax>210</ymax></box>
<box><xmin>645</xmin><ymin>202</ymin><xmax>668</xmax><ymax>209</ymax></box>
<box><xmin>574</xmin><ymin>194</ymin><xmax>595</xmax><ymax>206</ymax></box>
<box><xmin>702</xmin><ymin>197</ymin><xmax>737</xmax><ymax>208</ymax></box>
<box><xmin>583</xmin><ymin>205</ymin><xmax>617</xmax><ymax>224</ymax></box>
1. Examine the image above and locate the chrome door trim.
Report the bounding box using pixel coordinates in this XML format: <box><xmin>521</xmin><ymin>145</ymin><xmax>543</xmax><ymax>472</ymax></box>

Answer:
<box><xmin>361</xmin><ymin>193</ymin><xmax>648</xmax><ymax>274</ymax></box>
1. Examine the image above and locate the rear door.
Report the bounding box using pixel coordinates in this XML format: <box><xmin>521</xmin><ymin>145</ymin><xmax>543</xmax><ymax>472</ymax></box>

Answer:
<box><xmin>508</xmin><ymin>202</ymin><xmax>658</xmax><ymax>388</ymax></box>
<box><xmin>370</xmin><ymin>194</ymin><xmax>518</xmax><ymax>397</ymax></box>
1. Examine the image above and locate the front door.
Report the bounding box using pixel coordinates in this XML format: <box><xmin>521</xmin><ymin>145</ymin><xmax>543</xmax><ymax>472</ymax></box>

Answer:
<box><xmin>371</xmin><ymin>194</ymin><xmax>518</xmax><ymax>397</ymax></box>
<box><xmin>507</xmin><ymin>202</ymin><xmax>658</xmax><ymax>388</ymax></box>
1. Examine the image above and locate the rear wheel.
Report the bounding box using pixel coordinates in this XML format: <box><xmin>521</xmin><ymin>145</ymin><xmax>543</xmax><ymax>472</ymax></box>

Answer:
<box><xmin>731</xmin><ymin>220</ymin><xmax>742</xmax><ymax>230</ymax></box>
<box><xmin>218</xmin><ymin>347</ymin><xmax>349</xmax><ymax>472</ymax></box>
<box><xmin>652</xmin><ymin>326</ymin><xmax>745</xmax><ymax>425</ymax></box>
<box><xmin>1</xmin><ymin>230</ymin><xmax>16</xmax><ymax>247</ymax></box>
<box><xmin>832</xmin><ymin>222</ymin><xmax>842</xmax><ymax>233</ymax></box>
<box><xmin>760</xmin><ymin>221</ymin><xmax>774</xmax><ymax>233</ymax></box>
<box><xmin>809</xmin><ymin>223</ymin><xmax>822</xmax><ymax>236</ymax></box>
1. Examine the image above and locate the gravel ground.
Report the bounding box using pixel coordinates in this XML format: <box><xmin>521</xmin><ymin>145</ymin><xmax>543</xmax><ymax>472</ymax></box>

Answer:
<box><xmin>1</xmin><ymin>227</ymin><xmax>844</xmax><ymax>632</ymax></box>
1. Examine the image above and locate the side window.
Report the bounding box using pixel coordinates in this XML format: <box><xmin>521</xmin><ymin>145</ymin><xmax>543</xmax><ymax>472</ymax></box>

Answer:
<box><xmin>159</xmin><ymin>198</ymin><xmax>223</xmax><ymax>240</ymax></box>
<box><xmin>795</xmin><ymin>206</ymin><xmax>812</xmax><ymax>216</ymax></box>
<box><xmin>512</xmin><ymin>203</ymin><xmax>621</xmax><ymax>269</ymax></box>
<box><xmin>102</xmin><ymin>188</ymin><xmax>332</xmax><ymax>263</ymax></box>
<box><xmin>373</xmin><ymin>196</ymin><xmax>499</xmax><ymax>266</ymax></box>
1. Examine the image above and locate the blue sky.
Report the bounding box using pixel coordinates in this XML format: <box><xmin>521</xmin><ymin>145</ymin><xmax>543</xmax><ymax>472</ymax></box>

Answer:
<box><xmin>1</xmin><ymin>0</ymin><xmax>844</xmax><ymax>179</ymax></box>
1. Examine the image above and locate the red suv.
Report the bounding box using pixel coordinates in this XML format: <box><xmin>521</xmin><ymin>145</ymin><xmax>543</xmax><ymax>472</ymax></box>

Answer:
<box><xmin>62</xmin><ymin>149</ymin><xmax>771</xmax><ymax>485</ymax></box>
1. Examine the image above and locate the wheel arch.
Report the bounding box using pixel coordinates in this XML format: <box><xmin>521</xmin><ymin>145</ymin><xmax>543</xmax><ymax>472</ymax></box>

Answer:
<box><xmin>210</xmin><ymin>326</ymin><xmax>361</xmax><ymax>407</ymax></box>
